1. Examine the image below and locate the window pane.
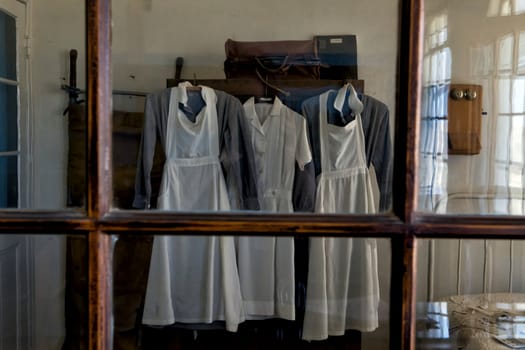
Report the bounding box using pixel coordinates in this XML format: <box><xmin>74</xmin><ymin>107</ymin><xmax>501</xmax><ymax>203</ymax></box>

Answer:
<box><xmin>110</xmin><ymin>0</ymin><xmax>397</xmax><ymax>214</ymax></box>
<box><xmin>112</xmin><ymin>234</ymin><xmax>391</xmax><ymax>349</ymax></box>
<box><xmin>0</xmin><ymin>155</ymin><xmax>17</xmax><ymax>208</ymax></box>
<box><xmin>502</xmin><ymin>0</ymin><xmax>512</xmax><ymax>16</ymax></box>
<box><xmin>499</xmin><ymin>34</ymin><xmax>514</xmax><ymax>71</ymax></box>
<box><xmin>508</xmin><ymin>163</ymin><xmax>525</xmax><ymax>189</ymax></box>
<box><xmin>0</xmin><ymin>234</ymin><xmax>84</xmax><ymax>349</ymax></box>
<box><xmin>419</xmin><ymin>1</ymin><xmax>525</xmax><ymax>215</ymax></box>
<box><xmin>417</xmin><ymin>239</ymin><xmax>525</xmax><ymax>349</ymax></box>
<box><xmin>0</xmin><ymin>83</ymin><xmax>17</xmax><ymax>152</ymax></box>
<box><xmin>512</xmin><ymin>79</ymin><xmax>525</xmax><ymax>113</ymax></box>
<box><xmin>0</xmin><ymin>10</ymin><xmax>16</xmax><ymax>81</ymax></box>
<box><xmin>499</xmin><ymin>78</ymin><xmax>512</xmax><ymax>114</ymax></box>
<box><xmin>517</xmin><ymin>0</ymin><xmax>525</xmax><ymax>15</ymax></box>
<box><xmin>518</xmin><ymin>31</ymin><xmax>525</xmax><ymax>73</ymax></box>
<box><xmin>495</xmin><ymin>116</ymin><xmax>510</xmax><ymax>162</ymax></box>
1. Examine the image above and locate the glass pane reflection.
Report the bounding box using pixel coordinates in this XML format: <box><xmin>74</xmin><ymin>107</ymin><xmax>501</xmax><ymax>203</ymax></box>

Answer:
<box><xmin>113</xmin><ymin>235</ymin><xmax>391</xmax><ymax>349</ymax></box>
<box><xmin>417</xmin><ymin>239</ymin><xmax>525</xmax><ymax>349</ymax></box>
<box><xmin>419</xmin><ymin>1</ymin><xmax>525</xmax><ymax>215</ymax></box>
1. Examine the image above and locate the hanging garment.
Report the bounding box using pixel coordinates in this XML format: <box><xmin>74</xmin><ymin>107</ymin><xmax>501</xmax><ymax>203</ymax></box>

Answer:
<box><xmin>302</xmin><ymin>84</ymin><xmax>380</xmax><ymax>341</ymax></box>
<box><xmin>301</xmin><ymin>90</ymin><xmax>392</xmax><ymax>211</ymax></box>
<box><xmin>133</xmin><ymin>85</ymin><xmax>259</xmax><ymax>211</ymax></box>
<box><xmin>141</xmin><ymin>83</ymin><xmax>245</xmax><ymax>332</ymax></box>
<box><xmin>236</xmin><ymin>97</ymin><xmax>313</xmax><ymax>320</ymax></box>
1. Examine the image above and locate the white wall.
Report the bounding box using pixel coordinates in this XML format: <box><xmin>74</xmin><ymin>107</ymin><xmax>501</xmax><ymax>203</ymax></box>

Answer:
<box><xmin>31</xmin><ymin>0</ymin><xmax>85</xmax><ymax>209</ymax></box>
<box><xmin>110</xmin><ymin>0</ymin><xmax>398</xmax><ymax>116</ymax></box>
<box><xmin>28</xmin><ymin>1</ymin><xmax>398</xmax><ymax>349</ymax></box>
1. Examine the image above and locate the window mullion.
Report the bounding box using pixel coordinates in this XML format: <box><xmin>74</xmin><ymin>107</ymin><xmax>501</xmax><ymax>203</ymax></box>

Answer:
<box><xmin>88</xmin><ymin>230</ymin><xmax>112</xmax><ymax>350</ymax></box>
<box><xmin>87</xmin><ymin>0</ymin><xmax>112</xmax><ymax>349</ymax></box>
<box><xmin>390</xmin><ymin>233</ymin><xmax>417</xmax><ymax>350</ymax></box>
<box><xmin>86</xmin><ymin>0</ymin><xmax>112</xmax><ymax>219</ymax></box>
<box><xmin>395</xmin><ymin>0</ymin><xmax>424</xmax><ymax>349</ymax></box>
<box><xmin>394</xmin><ymin>0</ymin><xmax>423</xmax><ymax>227</ymax></box>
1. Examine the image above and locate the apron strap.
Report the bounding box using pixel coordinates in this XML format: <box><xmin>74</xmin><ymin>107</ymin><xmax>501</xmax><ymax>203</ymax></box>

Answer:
<box><xmin>201</xmin><ymin>86</ymin><xmax>220</xmax><ymax>158</ymax></box>
<box><xmin>355</xmin><ymin>112</ymin><xmax>367</xmax><ymax>167</ymax></box>
<box><xmin>272</xmin><ymin>99</ymin><xmax>286</xmax><ymax>189</ymax></box>
<box><xmin>318</xmin><ymin>91</ymin><xmax>331</xmax><ymax>173</ymax></box>
<box><xmin>166</xmin><ymin>86</ymin><xmax>182</xmax><ymax>155</ymax></box>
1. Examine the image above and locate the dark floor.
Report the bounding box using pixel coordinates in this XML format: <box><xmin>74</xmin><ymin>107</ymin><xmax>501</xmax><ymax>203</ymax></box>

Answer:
<box><xmin>136</xmin><ymin>325</ymin><xmax>361</xmax><ymax>350</ymax></box>
<box><xmin>64</xmin><ymin>321</ymin><xmax>361</xmax><ymax>350</ymax></box>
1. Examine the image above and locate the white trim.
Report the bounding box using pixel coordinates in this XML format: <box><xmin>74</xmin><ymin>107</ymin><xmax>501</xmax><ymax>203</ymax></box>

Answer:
<box><xmin>0</xmin><ymin>151</ymin><xmax>20</xmax><ymax>156</ymax></box>
<box><xmin>457</xmin><ymin>240</ymin><xmax>462</xmax><ymax>295</ymax></box>
<box><xmin>427</xmin><ymin>240</ymin><xmax>435</xmax><ymax>301</ymax></box>
<box><xmin>509</xmin><ymin>240</ymin><xmax>514</xmax><ymax>292</ymax></box>
<box><xmin>0</xmin><ymin>4</ymin><xmax>33</xmax><ymax>350</ymax></box>
<box><xmin>22</xmin><ymin>0</ymin><xmax>33</xmax><ymax>208</ymax></box>
<box><xmin>0</xmin><ymin>76</ymin><xmax>19</xmax><ymax>86</ymax></box>
<box><xmin>483</xmin><ymin>240</ymin><xmax>489</xmax><ymax>293</ymax></box>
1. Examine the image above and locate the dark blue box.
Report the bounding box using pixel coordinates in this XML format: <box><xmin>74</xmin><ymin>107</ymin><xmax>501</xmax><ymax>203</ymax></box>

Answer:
<box><xmin>315</xmin><ymin>35</ymin><xmax>358</xmax><ymax>79</ymax></box>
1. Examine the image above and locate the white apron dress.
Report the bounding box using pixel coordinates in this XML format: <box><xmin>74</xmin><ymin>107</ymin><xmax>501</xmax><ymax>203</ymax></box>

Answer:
<box><xmin>302</xmin><ymin>84</ymin><xmax>380</xmax><ymax>340</ymax></box>
<box><xmin>236</xmin><ymin>97</ymin><xmax>312</xmax><ymax>320</ymax></box>
<box><xmin>142</xmin><ymin>83</ymin><xmax>244</xmax><ymax>332</ymax></box>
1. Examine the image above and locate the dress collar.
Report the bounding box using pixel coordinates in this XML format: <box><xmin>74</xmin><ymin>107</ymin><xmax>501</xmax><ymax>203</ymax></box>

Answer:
<box><xmin>333</xmin><ymin>83</ymin><xmax>363</xmax><ymax>117</ymax></box>
<box><xmin>175</xmin><ymin>81</ymin><xmax>216</xmax><ymax>107</ymax></box>
<box><xmin>245</xmin><ymin>97</ymin><xmax>283</xmax><ymax>132</ymax></box>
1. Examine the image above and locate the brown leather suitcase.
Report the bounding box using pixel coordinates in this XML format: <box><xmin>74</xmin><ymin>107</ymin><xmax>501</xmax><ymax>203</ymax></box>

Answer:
<box><xmin>224</xmin><ymin>38</ymin><xmax>321</xmax><ymax>80</ymax></box>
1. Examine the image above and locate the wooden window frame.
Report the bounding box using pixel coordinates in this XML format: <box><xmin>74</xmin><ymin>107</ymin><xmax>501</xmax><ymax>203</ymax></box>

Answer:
<box><xmin>3</xmin><ymin>0</ymin><xmax>525</xmax><ymax>349</ymax></box>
